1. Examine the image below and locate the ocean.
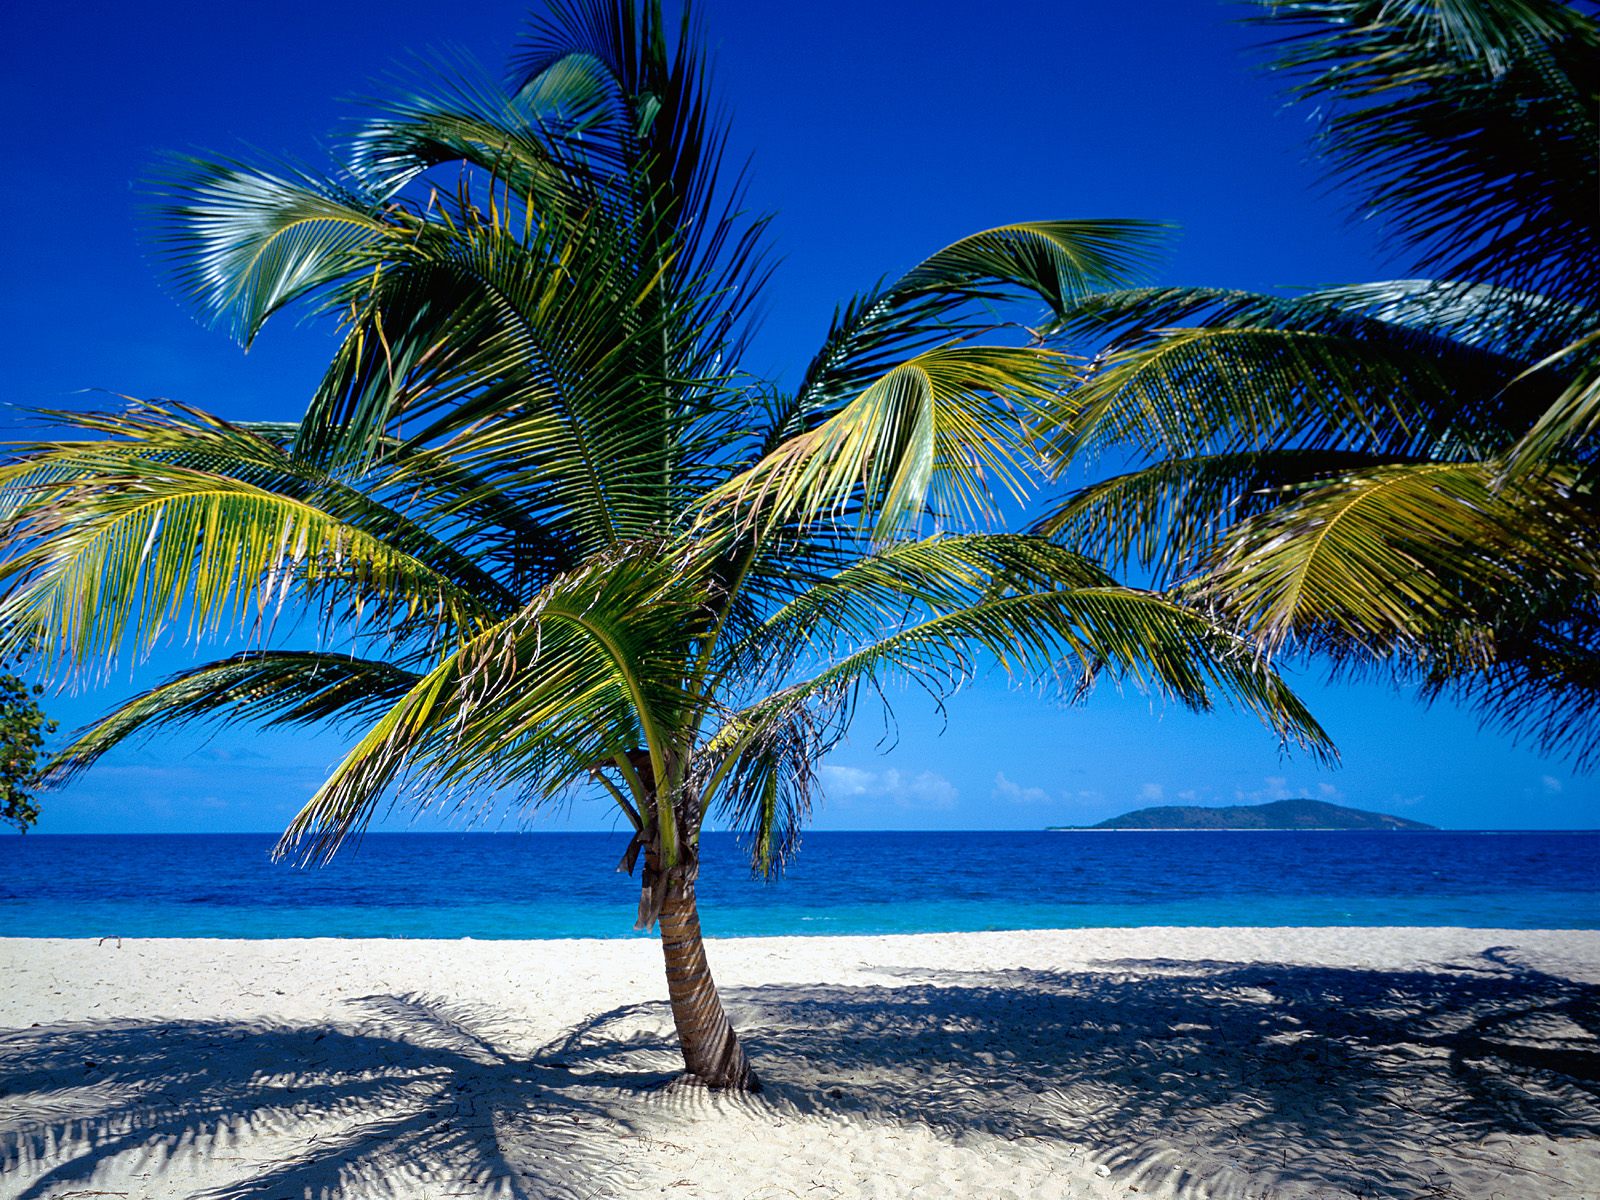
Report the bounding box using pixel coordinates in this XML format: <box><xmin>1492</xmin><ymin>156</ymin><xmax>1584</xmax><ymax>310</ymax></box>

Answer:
<box><xmin>1</xmin><ymin>830</ymin><xmax>1595</xmax><ymax>939</ymax></box>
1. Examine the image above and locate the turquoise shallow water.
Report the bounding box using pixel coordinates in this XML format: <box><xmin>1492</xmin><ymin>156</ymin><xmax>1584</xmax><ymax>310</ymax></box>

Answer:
<box><xmin>1</xmin><ymin>830</ymin><xmax>1595</xmax><ymax>938</ymax></box>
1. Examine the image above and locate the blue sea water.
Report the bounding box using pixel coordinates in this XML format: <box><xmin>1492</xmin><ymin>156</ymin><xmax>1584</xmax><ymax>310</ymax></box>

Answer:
<box><xmin>0</xmin><ymin>830</ymin><xmax>1595</xmax><ymax>939</ymax></box>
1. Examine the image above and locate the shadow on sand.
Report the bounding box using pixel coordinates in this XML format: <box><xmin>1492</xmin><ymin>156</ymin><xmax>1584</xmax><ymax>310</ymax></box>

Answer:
<box><xmin>2</xmin><ymin>949</ymin><xmax>1597</xmax><ymax>1199</ymax></box>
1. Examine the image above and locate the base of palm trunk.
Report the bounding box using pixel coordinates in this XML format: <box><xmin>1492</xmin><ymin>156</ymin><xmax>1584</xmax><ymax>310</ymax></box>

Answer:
<box><xmin>658</xmin><ymin>1068</ymin><xmax>764</xmax><ymax>1094</ymax></box>
<box><xmin>657</xmin><ymin>882</ymin><xmax>760</xmax><ymax>1091</ymax></box>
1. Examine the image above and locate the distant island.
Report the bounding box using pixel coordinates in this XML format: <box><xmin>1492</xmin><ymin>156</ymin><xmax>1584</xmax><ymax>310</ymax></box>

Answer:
<box><xmin>1051</xmin><ymin>798</ymin><xmax>1436</xmax><ymax>831</ymax></box>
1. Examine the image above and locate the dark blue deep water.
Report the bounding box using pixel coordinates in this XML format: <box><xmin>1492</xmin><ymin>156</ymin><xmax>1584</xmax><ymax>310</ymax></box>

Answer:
<box><xmin>1</xmin><ymin>831</ymin><xmax>1595</xmax><ymax>938</ymax></box>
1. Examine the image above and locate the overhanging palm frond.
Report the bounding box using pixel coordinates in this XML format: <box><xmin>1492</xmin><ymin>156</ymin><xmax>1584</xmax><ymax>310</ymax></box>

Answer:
<box><xmin>1199</xmin><ymin>462</ymin><xmax>1598</xmax><ymax>657</ymax></box>
<box><xmin>46</xmin><ymin>651</ymin><xmax>420</xmax><ymax>784</ymax></box>
<box><xmin>699</xmin><ymin>688</ymin><xmax>845</xmax><ymax>878</ymax></box>
<box><xmin>1253</xmin><ymin>0</ymin><xmax>1600</xmax><ymax>312</ymax></box>
<box><xmin>1420</xmin><ymin>604</ymin><xmax>1600</xmax><ymax>772</ymax></box>
<box><xmin>731</xmin><ymin>533</ymin><xmax>1117</xmax><ymax>681</ymax></box>
<box><xmin>742</xmin><ymin>581</ymin><xmax>1333</xmax><ymax>764</ymax></box>
<box><xmin>1052</xmin><ymin>281</ymin><xmax>1570</xmax><ymax>374</ymax></box>
<box><xmin>1032</xmin><ymin>449</ymin><xmax>1402</xmax><ymax>581</ymax></box>
<box><xmin>1303</xmin><ymin>280</ymin><xmax>1597</xmax><ymax>361</ymax></box>
<box><xmin>710</xmin><ymin>532</ymin><xmax>1342</xmax><ymax>874</ymax></box>
<box><xmin>1040</xmin><ymin>324</ymin><xmax>1488</xmax><ymax>468</ymax></box>
<box><xmin>1501</xmin><ymin>330</ymin><xmax>1600</xmax><ymax>478</ymax></box>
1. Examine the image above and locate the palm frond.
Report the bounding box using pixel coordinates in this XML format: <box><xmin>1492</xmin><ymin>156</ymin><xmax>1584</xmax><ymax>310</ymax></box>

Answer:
<box><xmin>278</xmin><ymin>542</ymin><xmax>706</xmax><ymax>863</ymax></box>
<box><xmin>1501</xmin><ymin>329</ymin><xmax>1600</xmax><ymax>476</ymax></box>
<box><xmin>709</xmin><ymin>347</ymin><xmax>1074</xmax><ymax>539</ymax></box>
<box><xmin>1252</xmin><ymin>0</ymin><xmax>1599</xmax><ymax>310</ymax></box>
<box><xmin>348</xmin><ymin>54</ymin><xmax>601</xmax><ymax>205</ymax></box>
<box><xmin>897</xmin><ymin>220</ymin><xmax>1170</xmax><ymax>319</ymax></box>
<box><xmin>46</xmin><ymin>651</ymin><xmax>419</xmax><ymax>784</ymax></box>
<box><xmin>1033</xmin><ymin>448</ymin><xmax>1401</xmax><ymax>581</ymax></box>
<box><xmin>775</xmin><ymin>221</ymin><xmax>1168</xmax><ymax>451</ymax></box>
<box><xmin>1302</xmin><ymin>279</ymin><xmax>1597</xmax><ymax>361</ymax></box>
<box><xmin>1200</xmin><ymin>461</ymin><xmax>1598</xmax><ymax>657</ymax></box>
<box><xmin>10</xmin><ymin>403</ymin><xmax>525</xmax><ymax>609</ymax></box>
<box><xmin>151</xmin><ymin>157</ymin><xmax>397</xmax><ymax>346</ymax></box>
<box><xmin>1421</xmin><ymin>603</ymin><xmax>1600</xmax><ymax>771</ymax></box>
<box><xmin>509</xmin><ymin>0</ymin><xmax>774</xmax><ymax>380</ymax></box>
<box><xmin>1041</xmin><ymin>325</ymin><xmax>1478</xmax><ymax>468</ymax></box>
<box><xmin>0</xmin><ymin>424</ymin><xmax>498</xmax><ymax>674</ymax></box>
<box><xmin>737</xmin><ymin>573</ymin><xmax>1333</xmax><ymax>768</ymax></box>
<box><xmin>717</xmin><ymin>533</ymin><xmax>1332</xmax><ymax>759</ymax></box>
<box><xmin>699</xmin><ymin>688</ymin><xmax>845</xmax><ymax>878</ymax></box>
<box><xmin>288</xmin><ymin>191</ymin><xmax>721</xmax><ymax>554</ymax></box>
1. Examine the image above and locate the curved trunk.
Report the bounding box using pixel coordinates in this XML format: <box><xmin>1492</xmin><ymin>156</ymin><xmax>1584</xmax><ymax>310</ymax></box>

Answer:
<box><xmin>657</xmin><ymin>874</ymin><xmax>759</xmax><ymax>1090</ymax></box>
<box><xmin>626</xmin><ymin>756</ymin><xmax>757</xmax><ymax>1090</ymax></box>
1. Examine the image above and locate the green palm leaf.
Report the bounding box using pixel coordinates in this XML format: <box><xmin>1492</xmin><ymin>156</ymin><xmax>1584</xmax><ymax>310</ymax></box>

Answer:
<box><xmin>1033</xmin><ymin>449</ymin><xmax>1401</xmax><ymax>581</ymax></box>
<box><xmin>1200</xmin><ymin>462</ymin><xmax>1596</xmax><ymax>656</ymax></box>
<box><xmin>1042</xmin><ymin>325</ymin><xmax>1476</xmax><ymax>467</ymax></box>
<box><xmin>279</xmin><ymin>542</ymin><xmax>705</xmax><ymax>864</ymax></box>
<box><xmin>710</xmin><ymin>346</ymin><xmax>1074</xmax><ymax>539</ymax></box>
<box><xmin>699</xmin><ymin>689</ymin><xmax>842</xmax><ymax>879</ymax></box>
<box><xmin>0</xmin><ymin>435</ymin><xmax>497</xmax><ymax>673</ymax></box>
<box><xmin>737</xmin><ymin>578</ymin><xmax>1332</xmax><ymax>763</ymax></box>
<box><xmin>1501</xmin><ymin>330</ymin><xmax>1600</xmax><ymax>477</ymax></box>
<box><xmin>46</xmin><ymin>651</ymin><xmax>420</xmax><ymax>784</ymax></box>
<box><xmin>777</xmin><ymin>221</ymin><xmax>1168</xmax><ymax>451</ymax></box>
<box><xmin>1253</xmin><ymin>0</ymin><xmax>1599</xmax><ymax>311</ymax></box>
<box><xmin>152</xmin><ymin>158</ymin><xmax>398</xmax><ymax>346</ymax></box>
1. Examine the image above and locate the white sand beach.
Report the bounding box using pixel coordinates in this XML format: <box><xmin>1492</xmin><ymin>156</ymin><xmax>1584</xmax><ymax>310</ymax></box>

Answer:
<box><xmin>2</xmin><ymin>927</ymin><xmax>1597</xmax><ymax>1199</ymax></box>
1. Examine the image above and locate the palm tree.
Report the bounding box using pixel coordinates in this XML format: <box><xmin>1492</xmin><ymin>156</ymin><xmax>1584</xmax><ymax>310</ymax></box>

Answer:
<box><xmin>0</xmin><ymin>0</ymin><xmax>1330</xmax><ymax>1089</ymax></box>
<box><xmin>1033</xmin><ymin>0</ymin><xmax>1600</xmax><ymax>767</ymax></box>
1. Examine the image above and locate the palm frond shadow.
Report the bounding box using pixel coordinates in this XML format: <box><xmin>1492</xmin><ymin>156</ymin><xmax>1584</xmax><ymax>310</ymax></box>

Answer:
<box><xmin>3</xmin><ymin>953</ymin><xmax>1597</xmax><ymax>1199</ymax></box>
<box><xmin>564</xmin><ymin>950</ymin><xmax>1600</xmax><ymax>1198</ymax></box>
<box><xmin>0</xmin><ymin>993</ymin><xmax>655</xmax><ymax>1200</ymax></box>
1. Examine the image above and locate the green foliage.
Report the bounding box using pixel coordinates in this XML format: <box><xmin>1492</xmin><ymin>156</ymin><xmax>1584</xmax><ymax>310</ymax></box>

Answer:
<box><xmin>1253</xmin><ymin>0</ymin><xmax>1598</xmax><ymax>311</ymax></box>
<box><xmin>0</xmin><ymin>0</ymin><xmax>1359</xmax><ymax>1088</ymax></box>
<box><xmin>1035</xmin><ymin>0</ymin><xmax>1600</xmax><ymax>768</ymax></box>
<box><xmin>0</xmin><ymin>671</ymin><xmax>55</xmax><ymax>833</ymax></box>
<box><xmin>0</xmin><ymin>1</ymin><xmax>1331</xmax><ymax>899</ymax></box>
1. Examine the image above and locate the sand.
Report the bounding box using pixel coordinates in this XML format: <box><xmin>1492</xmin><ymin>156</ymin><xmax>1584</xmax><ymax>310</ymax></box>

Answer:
<box><xmin>2</xmin><ymin>927</ymin><xmax>1597</xmax><ymax>1199</ymax></box>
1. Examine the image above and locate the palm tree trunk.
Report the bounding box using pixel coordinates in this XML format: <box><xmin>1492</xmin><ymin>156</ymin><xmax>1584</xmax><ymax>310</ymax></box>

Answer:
<box><xmin>657</xmin><ymin>873</ymin><xmax>759</xmax><ymax>1091</ymax></box>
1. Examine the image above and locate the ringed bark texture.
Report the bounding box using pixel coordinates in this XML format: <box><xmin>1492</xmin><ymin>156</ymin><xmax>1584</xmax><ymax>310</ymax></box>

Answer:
<box><xmin>658</xmin><ymin>881</ymin><xmax>760</xmax><ymax>1090</ymax></box>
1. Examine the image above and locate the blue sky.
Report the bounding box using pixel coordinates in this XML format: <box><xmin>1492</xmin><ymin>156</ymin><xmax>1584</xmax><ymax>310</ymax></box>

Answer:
<box><xmin>2</xmin><ymin>0</ymin><xmax>1593</xmax><ymax>832</ymax></box>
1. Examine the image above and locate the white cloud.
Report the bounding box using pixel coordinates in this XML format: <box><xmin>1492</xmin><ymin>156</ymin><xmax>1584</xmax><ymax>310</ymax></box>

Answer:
<box><xmin>1317</xmin><ymin>782</ymin><xmax>1344</xmax><ymax>800</ymax></box>
<box><xmin>992</xmin><ymin>772</ymin><xmax>1050</xmax><ymax>805</ymax></box>
<box><xmin>1235</xmin><ymin>776</ymin><xmax>1295</xmax><ymax>803</ymax></box>
<box><xmin>819</xmin><ymin>765</ymin><xmax>958</xmax><ymax>810</ymax></box>
<box><xmin>1541</xmin><ymin>775</ymin><xmax>1564</xmax><ymax>795</ymax></box>
<box><xmin>1139</xmin><ymin>783</ymin><xmax>1164</xmax><ymax>802</ymax></box>
<box><xmin>819</xmin><ymin>765</ymin><xmax>876</xmax><ymax>796</ymax></box>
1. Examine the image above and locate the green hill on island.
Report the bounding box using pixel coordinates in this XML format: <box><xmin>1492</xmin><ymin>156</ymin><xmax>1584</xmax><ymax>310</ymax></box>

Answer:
<box><xmin>1053</xmin><ymin>798</ymin><xmax>1436</xmax><ymax>831</ymax></box>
